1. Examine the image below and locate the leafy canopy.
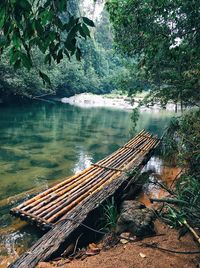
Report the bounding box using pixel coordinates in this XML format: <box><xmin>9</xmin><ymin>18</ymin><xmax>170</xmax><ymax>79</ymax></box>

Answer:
<box><xmin>0</xmin><ymin>0</ymin><xmax>95</xmax><ymax>84</ymax></box>
<box><xmin>107</xmin><ymin>0</ymin><xmax>200</xmax><ymax>106</ymax></box>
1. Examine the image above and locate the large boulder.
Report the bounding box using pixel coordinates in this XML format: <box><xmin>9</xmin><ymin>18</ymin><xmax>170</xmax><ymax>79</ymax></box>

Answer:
<box><xmin>116</xmin><ymin>200</ymin><xmax>155</xmax><ymax>237</ymax></box>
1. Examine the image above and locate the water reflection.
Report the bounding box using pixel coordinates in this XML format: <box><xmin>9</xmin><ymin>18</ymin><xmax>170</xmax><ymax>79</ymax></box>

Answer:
<box><xmin>0</xmin><ymin>101</ymin><xmax>175</xmax><ymax>266</ymax></box>
<box><xmin>139</xmin><ymin>157</ymin><xmax>181</xmax><ymax>207</ymax></box>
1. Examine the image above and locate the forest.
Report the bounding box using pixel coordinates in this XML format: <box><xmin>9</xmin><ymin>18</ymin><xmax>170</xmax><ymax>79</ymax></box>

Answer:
<box><xmin>0</xmin><ymin>0</ymin><xmax>128</xmax><ymax>102</ymax></box>
<box><xmin>0</xmin><ymin>0</ymin><xmax>200</xmax><ymax>267</ymax></box>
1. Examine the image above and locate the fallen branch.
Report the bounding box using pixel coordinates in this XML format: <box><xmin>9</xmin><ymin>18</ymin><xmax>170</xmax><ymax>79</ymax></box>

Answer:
<box><xmin>142</xmin><ymin>242</ymin><xmax>200</xmax><ymax>254</ymax></box>
<box><xmin>150</xmin><ymin>197</ymin><xmax>188</xmax><ymax>205</ymax></box>
<box><xmin>181</xmin><ymin>220</ymin><xmax>200</xmax><ymax>244</ymax></box>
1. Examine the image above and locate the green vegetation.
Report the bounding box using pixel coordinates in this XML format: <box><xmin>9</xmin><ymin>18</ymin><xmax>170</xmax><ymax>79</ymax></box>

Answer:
<box><xmin>160</xmin><ymin>109</ymin><xmax>200</xmax><ymax>231</ymax></box>
<box><xmin>0</xmin><ymin>1</ymin><xmax>127</xmax><ymax>102</ymax></box>
<box><xmin>100</xmin><ymin>197</ymin><xmax>118</xmax><ymax>232</ymax></box>
<box><xmin>107</xmin><ymin>0</ymin><xmax>200</xmax><ymax>108</ymax></box>
<box><xmin>106</xmin><ymin>0</ymin><xmax>200</xmax><ymax>234</ymax></box>
<box><xmin>0</xmin><ymin>0</ymin><xmax>92</xmax><ymax>79</ymax></box>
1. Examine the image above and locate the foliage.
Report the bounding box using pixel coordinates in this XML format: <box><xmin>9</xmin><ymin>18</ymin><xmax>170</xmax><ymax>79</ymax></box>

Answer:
<box><xmin>0</xmin><ymin>4</ymin><xmax>127</xmax><ymax>101</ymax></box>
<box><xmin>161</xmin><ymin>117</ymin><xmax>180</xmax><ymax>163</ymax></box>
<box><xmin>129</xmin><ymin>108</ymin><xmax>140</xmax><ymax>136</ymax></box>
<box><xmin>100</xmin><ymin>197</ymin><xmax>118</xmax><ymax>232</ymax></box>
<box><xmin>107</xmin><ymin>0</ymin><xmax>200</xmax><ymax>107</ymax></box>
<box><xmin>160</xmin><ymin>109</ymin><xmax>200</xmax><ymax>228</ymax></box>
<box><xmin>0</xmin><ymin>0</ymin><xmax>95</xmax><ymax>84</ymax></box>
<box><xmin>0</xmin><ymin>50</ymin><xmax>48</xmax><ymax>100</ymax></box>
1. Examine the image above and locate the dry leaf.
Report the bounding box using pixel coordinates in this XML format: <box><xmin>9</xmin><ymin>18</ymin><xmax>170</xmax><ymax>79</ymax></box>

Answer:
<box><xmin>139</xmin><ymin>253</ymin><xmax>146</xmax><ymax>258</ymax></box>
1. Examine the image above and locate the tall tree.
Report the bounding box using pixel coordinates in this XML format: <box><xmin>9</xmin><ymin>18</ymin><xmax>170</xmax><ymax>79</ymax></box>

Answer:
<box><xmin>0</xmin><ymin>0</ymin><xmax>94</xmax><ymax>84</ymax></box>
<box><xmin>107</xmin><ymin>0</ymin><xmax>200</xmax><ymax>107</ymax></box>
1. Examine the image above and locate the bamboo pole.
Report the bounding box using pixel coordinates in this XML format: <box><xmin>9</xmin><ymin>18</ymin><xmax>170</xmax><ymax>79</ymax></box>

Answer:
<box><xmin>18</xmin><ymin>131</ymin><xmax>148</xmax><ymax>211</ymax></box>
<box><xmin>35</xmin><ymin>167</ymin><xmax>113</xmax><ymax>217</ymax></box>
<box><xmin>31</xmin><ymin>137</ymin><xmax>153</xmax><ymax>217</ymax></box>
<box><xmin>16</xmin><ymin>166</ymin><xmax>94</xmax><ymax>209</ymax></box>
<box><xmin>21</xmin><ymin>138</ymin><xmax>155</xmax><ymax>221</ymax></box>
<box><xmin>9</xmin><ymin>146</ymin><xmax>155</xmax><ymax>268</ymax></box>
<box><xmin>45</xmin><ymin>137</ymin><xmax>158</xmax><ymax>223</ymax></box>
<box><xmin>11</xmin><ymin>132</ymin><xmax>159</xmax><ymax>228</ymax></box>
<box><xmin>19</xmin><ymin>132</ymin><xmax>150</xmax><ymax>213</ymax></box>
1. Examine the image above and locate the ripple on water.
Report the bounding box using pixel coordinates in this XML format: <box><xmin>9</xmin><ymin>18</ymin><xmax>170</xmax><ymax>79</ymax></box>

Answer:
<box><xmin>0</xmin><ymin>103</ymin><xmax>176</xmax><ymax>263</ymax></box>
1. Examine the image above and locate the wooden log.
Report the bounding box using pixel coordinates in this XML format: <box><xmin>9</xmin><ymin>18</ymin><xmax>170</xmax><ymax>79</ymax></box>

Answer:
<box><xmin>8</xmin><ymin>143</ymin><xmax>158</xmax><ymax>268</ymax></box>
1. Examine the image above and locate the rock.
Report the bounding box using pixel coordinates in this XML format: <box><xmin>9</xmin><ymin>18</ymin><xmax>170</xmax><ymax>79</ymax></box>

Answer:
<box><xmin>116</xmin><ymin>200</ymin><xmax>155</xmax><ymax>237</ymax></box>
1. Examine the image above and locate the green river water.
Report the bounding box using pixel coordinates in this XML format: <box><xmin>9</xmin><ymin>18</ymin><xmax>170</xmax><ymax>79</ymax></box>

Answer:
<box><xmin>0</xmin><ymin>101</ymin><xmax>175</xmax><ymax>266</ymax></box>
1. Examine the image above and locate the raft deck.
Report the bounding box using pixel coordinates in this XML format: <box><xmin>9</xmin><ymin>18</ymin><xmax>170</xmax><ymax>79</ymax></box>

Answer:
<box><xmin>11</xmin><ymin>130</ymin><xmax>159</xmax><ymax>230</ymax></box>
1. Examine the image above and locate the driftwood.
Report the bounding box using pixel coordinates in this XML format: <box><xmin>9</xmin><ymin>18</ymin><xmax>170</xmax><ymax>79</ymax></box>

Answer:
<box><xmin>9</xmin><ymin>130</ymin><xmax>159</xmax><ymax>268</ymax></box>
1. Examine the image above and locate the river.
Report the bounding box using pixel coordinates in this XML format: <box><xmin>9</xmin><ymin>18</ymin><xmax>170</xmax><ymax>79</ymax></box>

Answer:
<box><xmin>0</xmin><ymin>101</ymin><xmax>175</xmax><ymax>267</ymax></box>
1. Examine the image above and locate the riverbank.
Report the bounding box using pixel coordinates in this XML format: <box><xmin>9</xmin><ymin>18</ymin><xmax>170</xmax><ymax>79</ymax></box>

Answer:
<box><xmin>37</xmin><ymin>220</ymin><xmax>200</xmax><ymax>268</ymax></box>
<box><xmin>61</xmin><ymin>93</ymin><xmax>178</xmax><ymax>112</ymax></box>
<box><xmin>37</xmin><ymin>159</ymin><xmax>200</xmax><ymax>268</ymax></box>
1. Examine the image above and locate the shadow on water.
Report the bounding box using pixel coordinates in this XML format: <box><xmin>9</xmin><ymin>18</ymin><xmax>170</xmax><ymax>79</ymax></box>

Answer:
<box><xmin>0</xmin><ymin>101</ymin><xmax>175</xmax><ymax>266</ymax></box>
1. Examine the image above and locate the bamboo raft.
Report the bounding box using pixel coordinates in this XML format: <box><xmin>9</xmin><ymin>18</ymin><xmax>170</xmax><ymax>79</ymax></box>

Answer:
<box><xmin>9</xmin><ymin>130</ymin><xmax>160</xmax><ymax>268</ymax></box>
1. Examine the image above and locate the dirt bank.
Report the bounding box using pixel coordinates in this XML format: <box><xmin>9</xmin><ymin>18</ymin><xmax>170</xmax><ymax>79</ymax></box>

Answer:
<box><xmin>38</xmin><ymin>220</ymin><xmax>200</xmax><ymax>268</ymax></box>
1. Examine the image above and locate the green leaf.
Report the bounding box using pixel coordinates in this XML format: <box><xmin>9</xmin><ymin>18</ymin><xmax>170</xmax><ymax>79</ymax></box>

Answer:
<box><xmin>24</xmin><ymin>21</ymin><xmax>35</xmax><ymax>39</ymax></box>
<box><xmin>67</xmin><ymin>23</ymin><xmax>81</xmax><ymax>42</ymax></box>
<box><xmin>54</xmin><ymin>16</ymin><xmax>63</xmax><ymax>29</ymax></box>
<box><xmin>13</xmin><ymin>59</ymin><xmax>21</xmax><ymax>70</ymax></box>
<box><xmin>82</xmin><ymin>17</ymin><xmax>95</xmax><ymax>27</ymax></box>
<box><xmin>37</xmin><ymin>41</ymin><xmax>47</xmax><ymax>53</ymax></box>
<box><xmin>39</xmin><ymin>9</ymin><xmax>53</xmax><ymax>25</ymax></box>
<box><xmin>39</xmin><ymin>70</ymin><xmax>51</xmax><ymax>85</ymax></box>
<box><xmin>13</xmin><ymin>29</ymin><xmax>21</xmax><ymax>48</ymax></box>
<box><xmin>63</xmin><ymin>16</ymin><xmax>78</xmax><ymax>32</ymax></box>
<box><xmin>9</xmin><ymin>47</ymin><xmax>19</xmax><ymax>64</ymax></box>
<box><xmin>79</xmin><ymin>26</ymin><xmax>87</xmax><ymax>39</ymax></box>
<box><xmin>0</xmin><ymin>35</ymin><xmax>7</xmax><ymax>47</ymax></box>
<box><xmin>3</xmin><ymin>21</ymin><xmax>12</xmax><ymax>36</ymax></box>
<box><xmin>19</xmin><ymin>52</ymin><xmax>32</xmax><ymax>70</ymax></box>
<box><xmin>82</xmin><ymin>24</ymin><xmax>90</xmax><ymax>37</ymax></box>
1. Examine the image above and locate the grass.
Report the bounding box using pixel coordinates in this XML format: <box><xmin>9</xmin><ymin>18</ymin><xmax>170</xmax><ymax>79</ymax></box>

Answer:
<box><xmin>99</xmin><ymin>197</ymin><xmax>118</xmax><ymax>232</ymax></box>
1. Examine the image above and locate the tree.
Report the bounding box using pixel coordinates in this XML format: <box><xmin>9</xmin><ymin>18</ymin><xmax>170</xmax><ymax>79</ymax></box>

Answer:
<box><xmin>0</xmin><ymin>0</ymin><xmax>95</xmax><ymax>84</ymax></box>
<box><xmin>107</xmin><ymin>0</ymin><xmax>200</xmax><ymax>107</ymax></box>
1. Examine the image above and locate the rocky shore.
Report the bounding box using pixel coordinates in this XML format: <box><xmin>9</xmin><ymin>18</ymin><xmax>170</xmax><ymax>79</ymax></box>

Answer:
<box><xmin>61</xmin><ymin>93</ymin><xmax>178</xmax><ymax>112</ymax></box>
